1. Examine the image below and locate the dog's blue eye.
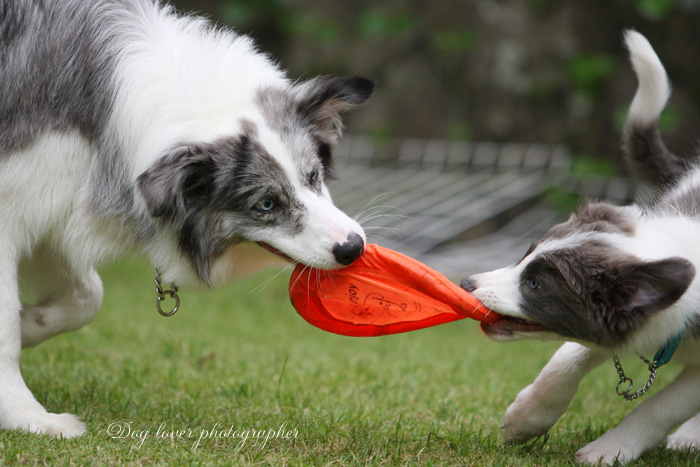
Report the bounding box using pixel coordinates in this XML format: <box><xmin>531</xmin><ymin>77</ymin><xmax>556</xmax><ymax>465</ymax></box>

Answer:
<box><xmin>257</xmin><ymin>198</ymin><xmax>275</xmax><ymax>212</ymax></box>
<box><xmin>309</xmin><ymin>169</ymin><xmax>319</xmax><ymax>184</ymax></box>
<box><xmin>528</xmin><ymin>277</ymin><xmax>541</xmax><ymax>290</ymax></box>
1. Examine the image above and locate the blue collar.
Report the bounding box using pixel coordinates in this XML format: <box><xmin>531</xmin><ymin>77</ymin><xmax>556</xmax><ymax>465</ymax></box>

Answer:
<box><xmin>653</xmin><ymin>328</ymin><xmax>684</xmax><ymax>367</ymax></box>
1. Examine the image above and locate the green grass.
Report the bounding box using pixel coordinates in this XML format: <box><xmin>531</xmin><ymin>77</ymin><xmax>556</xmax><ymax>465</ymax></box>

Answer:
<box><xmin>4</xmin><ymin>257</ymin><xmax>699</xmax><ymax>466</ymax></box>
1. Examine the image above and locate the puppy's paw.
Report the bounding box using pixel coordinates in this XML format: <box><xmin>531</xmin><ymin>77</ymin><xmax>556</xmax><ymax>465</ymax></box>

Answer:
<box><xmin>666</xmin><ymin>432</ymin><xmax>700</xmax><ymax>451</ymax></box>
<box><xmin>576</xmin><ymin>435</ymin><xmax>636</xmax><ymax>465</ymax></box>
<box><xmin>502</xmin><ymin>385</ymin><xmax>563</xmax><ymax>444</ymax></box>
<box><xmin>4</xmin><ymin>411</ymin><xmax>87</xmax><ymax>438</ymax></box>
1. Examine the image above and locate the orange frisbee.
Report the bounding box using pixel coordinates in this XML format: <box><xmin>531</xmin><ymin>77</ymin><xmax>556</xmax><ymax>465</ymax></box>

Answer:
<box><xmin>289</xmin><ymin>244</ymin><xmax>499</xmax><ymax>336</ymax></box>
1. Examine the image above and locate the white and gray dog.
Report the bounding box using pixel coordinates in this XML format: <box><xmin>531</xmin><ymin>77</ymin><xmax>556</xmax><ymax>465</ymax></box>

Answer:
<box><xmin>462</xmin><ymin>31</ymin><xmax>700</xmax><ymax>464</ymax></box>
<box><xmin>0</xmin><ymin>0</ymin><xmax>372</xmax><ymax>437</ymax></box>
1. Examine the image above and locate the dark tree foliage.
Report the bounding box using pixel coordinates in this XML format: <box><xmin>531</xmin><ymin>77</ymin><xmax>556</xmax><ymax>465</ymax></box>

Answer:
<box><xmin>170</xmin><ymin>0</ymin><xmax>700</xmax><ymax>172</ymax></box>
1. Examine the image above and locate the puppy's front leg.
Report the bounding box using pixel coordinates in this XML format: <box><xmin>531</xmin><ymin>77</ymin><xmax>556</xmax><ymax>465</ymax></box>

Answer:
<box><xmin>503</xmin><ymin>342</ymin><xmax>606</xmax><ymax>443</ymax></box>
<box><xmin>577</xmin><ymin>366</ymin><xmax>700</xmax><ymax>465</ymax></box>
<box><xmin>667</xmin><ymin>410</ymin><xmax>700</xmax><ymax>451</ymax></box>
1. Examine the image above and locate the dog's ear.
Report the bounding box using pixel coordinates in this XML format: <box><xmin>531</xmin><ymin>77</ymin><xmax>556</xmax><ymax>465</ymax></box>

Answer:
<box><xmin>295</xmin><ymin>76</ymin><xmax>374</xmax><ymax>141</ymax></box>
<box><xmin>606</xmin><ymin>257</ymin><xmax>695</xmax><ymax>334</ymax></box>
<box><xmin>137</xmin><ymin>146</ymin><xmax>215</xmax><ymax>220</ymax></box>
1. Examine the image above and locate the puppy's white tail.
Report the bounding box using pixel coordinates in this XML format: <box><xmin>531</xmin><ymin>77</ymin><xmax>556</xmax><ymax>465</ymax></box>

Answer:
<box><xmin>624</xmin><ymin>30</ymin><xmax>670</xmax><ymax>125</ymax></box>
<box><xmin>622</xmin><ymin>30</ymin><xmax>687</xmax><ymax>186</ymax></box>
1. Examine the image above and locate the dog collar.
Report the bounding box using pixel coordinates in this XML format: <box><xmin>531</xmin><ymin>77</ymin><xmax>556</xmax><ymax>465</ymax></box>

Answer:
<box><xmin>613</xmin><ymin>326</ymin><xmax>685</xmax><ymax>401</ymax></box>
<box><xmin>653</xmin><ymin>327</ymin><xmax>684</xmax><ymax>367</ymax></box>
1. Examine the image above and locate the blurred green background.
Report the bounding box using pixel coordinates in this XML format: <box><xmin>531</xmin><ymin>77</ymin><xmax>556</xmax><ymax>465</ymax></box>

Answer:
<box><xmin>169</xmin><ymin>0</ymin><xmax>700</xmax><ymax>173</ymax></box>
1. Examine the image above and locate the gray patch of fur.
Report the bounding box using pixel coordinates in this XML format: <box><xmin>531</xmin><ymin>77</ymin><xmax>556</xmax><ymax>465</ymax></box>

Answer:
<box><xmin>520</xmin><ymin>202</ymin><xmax>637</xmax><ymax>262</ymax></box>
<box><xmin>0</xmin><ymin>0</ymin><xmax>158</xmax><ymax>224</ymax></box>
<box><xmin>258</xmin><ymin>88</ymin><xmax>325</xmax><ymax>184</ymax></box>
<box><xmin>258</xmin><ymin>76</ymin><xmax>373</xmax><ymax>181</ymax></box>
<box><xmin>549</xmin><ymin>203</ymin><xmax>637</xmax><ymax>238</ymax></box>
<box><xmin>0</xmin><ymin>0</ymin><xmax>132</xmax><ymax>154</ymax></box>
<box><xmin>137</xmin><ymin>128</ymin><xmax>307</xmax><ymax>283</ymax></box>
<box><xmin>623</xmin><ymin>122</ymin><xmax>690</xmax><ymax>187</ymax></box>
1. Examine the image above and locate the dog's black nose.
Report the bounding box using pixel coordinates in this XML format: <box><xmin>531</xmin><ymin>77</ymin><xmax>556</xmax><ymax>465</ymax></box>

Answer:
<box><xmin>332</xmin><ymin>232</ymin><xmax>365</xmax><ymax>266</ymax></box>
<box><xmin>460</xmin><ymin>277</ymin><xmax>477</xmax><ymax>293</ymax></box>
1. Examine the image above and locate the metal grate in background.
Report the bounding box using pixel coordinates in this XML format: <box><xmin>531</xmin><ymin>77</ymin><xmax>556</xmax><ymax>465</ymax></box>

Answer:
<box><xmin>330</xmin><ymin>136</ymin><xmax>647</xmax><ymax>279</ymax></box>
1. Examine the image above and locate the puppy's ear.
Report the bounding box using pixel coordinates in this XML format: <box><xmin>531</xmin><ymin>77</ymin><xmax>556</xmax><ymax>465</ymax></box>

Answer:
<box><xmin>607</xmin><ymin>257</ymin><xmax>695</xmax><ymax>334</ymax></box>
<box><xmin>295</xmin><ymin>76</ymin><xmax>374</xmax><ymax>141</ymax></box>
<box><xmin>137</xmin><ymin>146</ymin><xmax>215</xmax><ymax>220</ymax></box>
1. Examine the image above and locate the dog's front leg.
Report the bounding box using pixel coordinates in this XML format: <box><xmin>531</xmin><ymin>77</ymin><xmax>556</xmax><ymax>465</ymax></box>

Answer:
<box><xmin>20</xmin><ymin>256</ymin><xmax>103</xmax><ymax>348</ymax></box>
<box><xmin>503</xmin><ymin>342</ymin><xmax>606</xmax><ymax>443</ymax></box>
<box><xmin>576</xmin><ymin>365</ymin><xmax>700</xmax><ymax>465</ymax></box>
<box><xmin>0</xmin><ymin>248</ymin><xmax>86</xmax><ymax>437</ymax></box>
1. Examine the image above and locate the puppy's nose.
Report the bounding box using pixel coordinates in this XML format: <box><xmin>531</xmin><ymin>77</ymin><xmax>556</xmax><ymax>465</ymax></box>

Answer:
<box><xmin>332</xmin><ymin>232</ymin><xmax>365</xmax><ymax>266</ymax></box>
<box><xmin>460</xmin><ymin>277</ymin><xmax>477</xmax><ymax>293</ymax></box>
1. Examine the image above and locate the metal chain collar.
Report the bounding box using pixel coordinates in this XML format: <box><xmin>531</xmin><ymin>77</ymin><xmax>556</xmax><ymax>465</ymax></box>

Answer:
<box><xmin>613</xmin><ymin>354</ymin><xmax>657</xmax><ymax>401</ymax></box>
<box><xmin>154</xmin><ymin>269</ymin><xmax>180</xmax><ymax>317</ymax></box>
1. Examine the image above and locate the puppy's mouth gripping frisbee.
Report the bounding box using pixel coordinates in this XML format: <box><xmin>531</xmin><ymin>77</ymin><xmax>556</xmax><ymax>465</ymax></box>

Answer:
<box><xmin>289</xmin><ymin>244</ymin><xmax>499</xmax><ymax>337</ymax></box>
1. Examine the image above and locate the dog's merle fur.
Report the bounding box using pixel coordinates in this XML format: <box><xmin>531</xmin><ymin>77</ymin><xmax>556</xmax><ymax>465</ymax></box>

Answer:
<box><xmin>0</xmin><ymin>0</ymin><xmax>372</xmax><ymax>437</ymax></box>
<box><xmin>463</xmin><ymin>31</ymin><xmax>700</xmax><ymax>464</ymax></box>
<box><xmin>0</xmin><ymin>1</ymin><xmax>121</xmax><ymax>154</ymax></box>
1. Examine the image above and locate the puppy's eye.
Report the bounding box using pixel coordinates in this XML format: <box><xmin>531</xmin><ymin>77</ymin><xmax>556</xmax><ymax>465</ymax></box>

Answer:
<box><xmin>527</xmin><ymin>277</ymin><xmax>541</xmax><ymax>290</ymax></box>
<box><xmin>256</xmin><ymin>198</ymin><xmax>276</xmax><ymax>212</ymax></box>
<box><xmin>309</xmin><ymin>169</ymin><xmax>319</xmax><ymax>185</ymax></box>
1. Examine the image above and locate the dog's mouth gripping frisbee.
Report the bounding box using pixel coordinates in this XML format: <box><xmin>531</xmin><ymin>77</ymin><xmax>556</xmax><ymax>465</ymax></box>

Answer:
<box><xmin>288</xmin><ymin>244</ymin><xmax>499</xmax><ymax>336</ymax></box>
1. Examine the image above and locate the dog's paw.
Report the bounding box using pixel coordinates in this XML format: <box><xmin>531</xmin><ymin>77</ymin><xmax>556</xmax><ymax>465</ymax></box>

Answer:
<box><xmin>4</xmin><ymin>411</ymin><xmax>86</xmax><ymax>438</ymax></box>
<box><xmin>502</xmin><ymin>385</ymin><xmax>562</xmax><ymax>444</ymax></box>
<box><xmin>576</xmin><ymin>435</ymin><xmax>637</xmax><ymax>465</ymax></box>
<box><xmin>666</xmin><ymin>414</ymin><xmax>700</xmax><ymax>452</ymax></box>
<box><xmin>666</xmin><ymin>433</ymin><xmax>700</xmax><ymax>451</ymax></box>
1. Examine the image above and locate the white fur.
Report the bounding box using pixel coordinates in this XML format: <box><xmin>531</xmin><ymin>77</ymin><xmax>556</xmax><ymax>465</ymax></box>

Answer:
<box><xmin>115</xmin><ymin>6</ymin><xmax>288</xmax><ymax>179</ymax></box>
<box><xmin>466</xmin><ymin>264</ymin><xmax>523</xmax><ymax>318</ymax></box>
<box><xmin>624</xmin><ymin>30</ymin><xmax>670</xmax><ymax>126</ymax></box>
<box><xmin>668</xmin><ymin>411</ymin><xmax>700</xmax><ymax>451</ymax></box>
<box><xmin>614</xmin><ymin>217</ymin><xmax>700</xmax><ymax>357</ymax></box>
<box><xmin>265</xmin><ymin>187</ymin><xmax>362</xmax><ymax>267</ymax></box>
<box><xmin>0</xmin><ymin>136</ymin><xmax>91</xmax><ymax>436</ymax></box>
<box><xmin>503</xmin><ymin>343</ymin><xmax>606</xmax><ymax>443</ymax></box>
<box><xmin>576</xmin><ymin>367</ymin><xmax>700</xmax><ymax>464</ymax></box>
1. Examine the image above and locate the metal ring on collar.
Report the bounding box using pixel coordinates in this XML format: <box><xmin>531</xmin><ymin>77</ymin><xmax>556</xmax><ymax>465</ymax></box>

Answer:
<box><xmin>156</xmin><ymin>289</ymin><xmax>180</xmax><ymax>317</ymax></box>
<box><xmin>615</xmin><ymin>377</ymin><xmax>633</xmax><ymax>396</ymax></box>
